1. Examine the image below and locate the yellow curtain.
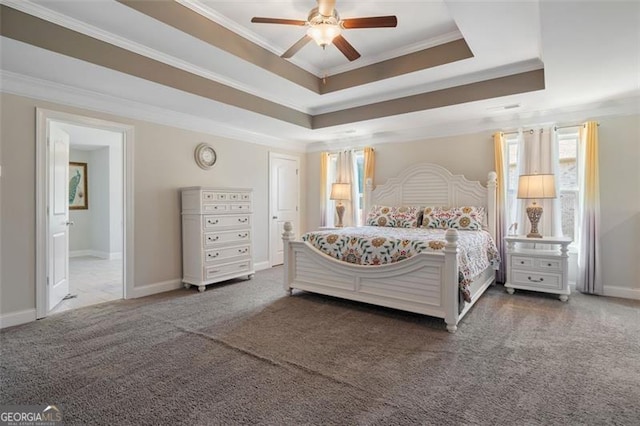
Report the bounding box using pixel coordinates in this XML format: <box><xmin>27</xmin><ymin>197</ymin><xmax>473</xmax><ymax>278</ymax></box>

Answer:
<box><xmin>577</xmin><ymin>122</ymin><xmax>602</xmax><ymax>294</ymax></box>
<box><xmin>363</xmin><ymin>147</ymin><xmax>375</xmax><ymax>223</ymax></box>
<box><xmin>493</xmin><ymin>133</ymin><xmax>507</xmax><ymax>283</ymax></box>
<box><xmin>320</xmin><ymin>152</ymin><xmax>329</xmax><ymax>227</ymax></box>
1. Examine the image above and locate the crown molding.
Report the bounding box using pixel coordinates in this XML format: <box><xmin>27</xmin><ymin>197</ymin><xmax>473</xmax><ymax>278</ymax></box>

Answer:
<box><xmin>325</xmin><ymin>31</ymin><xmax>464</xmax><ymax>77</ymax></box>
<box><xmin>177</xmin><ymin>0</ymin><xmax>463</xmax><ymax>78</ymax></box>
<box><xmin>305</xmin><ymin>95</ymin><xmax>640</xmax><ymax>152</ymax></box>
<box><xmin>0</xmin><ymin>71</ymin><xmax>306</xmax><ymax>152</ymax></box>
<box><xmin>310</xmin><ymin>58</ymin><xmax>544</xmax><ymax>115</ymax></box>
<box><xmin>1</xmin><ymin>0</ymin><xmax>309</xmax><ymax>113</ymax></box>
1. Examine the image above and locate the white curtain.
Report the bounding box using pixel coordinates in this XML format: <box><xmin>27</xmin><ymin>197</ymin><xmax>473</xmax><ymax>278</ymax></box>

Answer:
<box><xmin>336</xmin><ymin>150</ymin><xmax>358</xmax><ymax>227</ymax></box>
<box><xmin>515</xmin><ymin>128</ymin><xmax>562</xmax><ymax>237</ymax></box>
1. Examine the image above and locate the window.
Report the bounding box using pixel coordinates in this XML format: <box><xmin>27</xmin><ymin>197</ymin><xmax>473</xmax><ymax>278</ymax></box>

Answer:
<box><xmin>557</xmin><ymin>132</ymin><xmax>580</xmax><ymax>243</ymax></box>
<box><xmin>503</xmin><ymin>130</ymin><xmax>581</xmax><ymax>247</ymax></box>
<box><xmin>505</xmin><ymin>135</ymin><xmax>520</xmax><ymax>231</ymax></box>
<box><xmin>325</xmin><ymin>150</ymin><xmax>365</xmax><ymax>227</ymax></box>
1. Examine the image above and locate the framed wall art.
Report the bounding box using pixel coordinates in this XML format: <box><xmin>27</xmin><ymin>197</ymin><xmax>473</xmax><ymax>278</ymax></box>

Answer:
<box><xmin>69</xmin><ymin>162</ymin><xmax>88</xmax><ymax>210</ymax></box>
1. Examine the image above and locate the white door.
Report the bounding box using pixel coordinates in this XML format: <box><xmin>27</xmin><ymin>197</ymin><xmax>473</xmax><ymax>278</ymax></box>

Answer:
<box><xmin>48</xmin><ymin>125</ymin><xmax>71</xmax><ymax>310</ymax></box>
<box><xmin>269</xmin><ymin>153</ymin><xmax>300</xmax><ymax>266</ymax></box>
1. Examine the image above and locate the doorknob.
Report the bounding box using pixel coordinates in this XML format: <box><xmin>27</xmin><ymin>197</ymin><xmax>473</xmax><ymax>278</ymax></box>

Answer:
<box><xmin>66</xmin><ymin>221</ymin><xmax>75</xmax><ymax>226</ymax></box>
<box><xmin>272</xmin><ymin>216</ymin><xmax>278</xmax><ymax>219</ymax></box>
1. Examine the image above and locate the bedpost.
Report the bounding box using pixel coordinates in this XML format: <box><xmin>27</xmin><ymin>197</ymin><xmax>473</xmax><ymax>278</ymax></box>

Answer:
<box><xmin>282</xmin><ymin>221</ymin><xmax>294</xmax><ymax>295</ymax></box>
<box><xmin>444</xmin><ymin>228</ymin><xmax>460</xmax><ymax>333</ymax></box>
<box><xmin>487</xmin><ymin>171</ymin><xmax>497</xmax><ymax>240</ymax></box>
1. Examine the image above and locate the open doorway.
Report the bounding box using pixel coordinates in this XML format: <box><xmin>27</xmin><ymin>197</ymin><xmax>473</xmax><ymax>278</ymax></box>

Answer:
<box><xmin>50</xmin><ymin>122</ymin><xmax>124</xmax><ymax>314</ymax></box>
<box><xmin>36</xmin><ymin>109</ymin><xmax>134</xmax><ymax>318</ymax></box>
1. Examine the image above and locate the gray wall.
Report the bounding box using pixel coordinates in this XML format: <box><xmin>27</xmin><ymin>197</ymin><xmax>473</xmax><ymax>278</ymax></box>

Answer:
<box><xmin>0</xmin><ymin>93</ymin><xmax>305</xmax><ymax>318</ymax></box>
<box><xmin>305</xmin><ymin>115</ymin><xmax>640</xmax><ymax>296</ymax></box>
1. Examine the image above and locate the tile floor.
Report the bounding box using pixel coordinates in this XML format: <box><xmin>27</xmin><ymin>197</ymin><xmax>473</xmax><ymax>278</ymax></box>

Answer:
<box><xmin>50</xmin><ymin>256</ymin><xmax>122</xmax><ymax>314</ymax></box>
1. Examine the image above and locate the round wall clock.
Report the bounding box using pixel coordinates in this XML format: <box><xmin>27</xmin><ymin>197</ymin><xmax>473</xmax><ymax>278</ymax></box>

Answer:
<box><xmin>194</xmin><ymin>143</ymin><xmax>217</xmax><ymax>170</ymax></box>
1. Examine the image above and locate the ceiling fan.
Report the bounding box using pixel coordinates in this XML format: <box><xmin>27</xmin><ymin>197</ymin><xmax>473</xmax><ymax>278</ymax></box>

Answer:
<box><xmin>251</xmin><ymin>0</ymin><xmax>397</xmax><ymax>62</ymax></box>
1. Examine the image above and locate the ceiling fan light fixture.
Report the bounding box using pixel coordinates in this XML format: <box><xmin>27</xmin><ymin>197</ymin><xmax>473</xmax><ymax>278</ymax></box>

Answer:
<box><xmin>307</xmin><ymin>23</ymin><xmax>341</xmax><ymax>47</ymax></box>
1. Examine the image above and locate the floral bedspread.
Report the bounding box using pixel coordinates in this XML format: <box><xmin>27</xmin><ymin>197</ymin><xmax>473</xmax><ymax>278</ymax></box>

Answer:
<box><xmin>301</xmin><ymin>226</ymin><xmax>500</xmax><ymax>302</ymax></box>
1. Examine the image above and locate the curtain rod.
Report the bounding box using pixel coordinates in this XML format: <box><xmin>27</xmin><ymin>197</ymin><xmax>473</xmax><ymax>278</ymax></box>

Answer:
<box><xmin>500</xmin><ymin>122</ymin><xmax>600</xmax><ymax>136</ymax></box>
<box><xmin>554</xmin><ymin>122</ymin><xmax>600</xmax><ymax>131</ymax></box>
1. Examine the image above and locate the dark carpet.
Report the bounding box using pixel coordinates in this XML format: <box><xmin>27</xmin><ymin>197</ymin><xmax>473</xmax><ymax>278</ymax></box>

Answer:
<box><xmin>1</xmin><ymin>266</ymin><xmax>639</xmax><ymax>425</ymax></box>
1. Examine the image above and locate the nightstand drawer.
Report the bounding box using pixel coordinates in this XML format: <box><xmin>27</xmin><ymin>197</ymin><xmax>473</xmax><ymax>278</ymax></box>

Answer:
<box><xmin>511</xmin><ymin>256</ymin><xmax>534</xmax><ymax>269</ymax></box>
<box><xmin>535</xmin><ymin>258</ymin><xmax>562</xmax><ymax>271</ymax></box>
<box><xmin>512</xmin><ymin>270</ymin><xmax>562</xmax><ymax>290</ymax></box>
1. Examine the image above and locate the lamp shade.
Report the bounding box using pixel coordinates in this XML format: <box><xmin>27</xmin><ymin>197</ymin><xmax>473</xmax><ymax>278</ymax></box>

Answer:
<box><xmin>330</xmin><ymin>183</ymin><xmax>351</xmax><ymax>201</ymax></box>
<box><xmin>517</xmin><ymin>174</ymin><xmax>556</xmax><ymax>199</ymax></box>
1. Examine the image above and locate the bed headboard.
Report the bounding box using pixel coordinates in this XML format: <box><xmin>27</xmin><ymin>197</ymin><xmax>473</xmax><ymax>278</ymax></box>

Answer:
<box><xmin>365</xmin><ymin>163</ymin><xmax>497</xmax><ymax>238</ymax></box>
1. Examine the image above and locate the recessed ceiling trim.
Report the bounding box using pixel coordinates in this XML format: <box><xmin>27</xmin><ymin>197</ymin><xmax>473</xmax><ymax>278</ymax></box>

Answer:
<box><xmin>313</xmin><ymin>69</ymin><xmax>546</xmax><ymax>128</ymax></box>
<box><xmin>118</xmin><ymin>0</ymin><xmax>474</xmax><ymax>95</ymax></box>
<box><xmin>0</xmin><ymin>0</ymin><xmax>310</xmax><ymax>114</ymax></box>
<box><xmin>320</xmin><ymin>38</ymin><xmax>474</xmax><ymax>94</ymax></box>
<box><xmin>0</xmin><ymin>4</ymin><xmax>547</xmax><ymax>131</ymax></box>
<box><xmin>177</xmin><ymin>0</ymin><xmax>465</xmax><ymax>79</ymax></box>
<box><xmin>117</xmin><ymin>0</ymin><xmax>321</xmax><ymax>94</ymax></box>
<box><xmin>0</xmin><ymin>5</ymin><xmax>313</xmax><ymax>128</ymax></box>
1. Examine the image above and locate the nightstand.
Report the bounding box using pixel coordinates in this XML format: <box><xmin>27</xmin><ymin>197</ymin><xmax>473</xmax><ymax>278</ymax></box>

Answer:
<box><xmin>504</xmin><ymin>235</ymin><xmax>572</xmax><ymax>301</ymax></box>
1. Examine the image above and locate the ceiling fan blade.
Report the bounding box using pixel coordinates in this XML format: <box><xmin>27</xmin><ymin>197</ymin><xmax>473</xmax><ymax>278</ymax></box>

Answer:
<box><xmin>317</xmin><ymin>0</ymin><xmax>336</xmax><ymax>17</ymax></box>
<box><xmin>341</xmin><ymin>16</ymin><xmax>398</xmax><ymax>29</ymax></box>
<box><xmin>281</xmin><ymin>35</ymin><xmax>312</xmax><ymax>58</ymax></box>
<box><xmin>333</xmin><ymin>35</ymin><xmax>361</xmax><ymax>61</ymax></box>
<box><xmin>251</xmin><ymin>17</ymin><xmax>307</xmax><ymax>26</ymax></box>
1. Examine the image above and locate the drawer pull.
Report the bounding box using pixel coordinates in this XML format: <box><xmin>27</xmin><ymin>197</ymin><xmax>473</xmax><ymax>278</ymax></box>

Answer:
<box><xmin>528</xmin><ymin>276</ymin><xmax>544</xmax><ymax>283</ymax></box>
<box><xmin>238</xmin><ymin>218</ymin><xmax>248</xmax><ymax>223</ymax></box>
<box><xmin>207</xmin><ymin>219</ymin><xmax>219</xmax><ymax>225</ymax></box>
<box><xmin>208</xmin><ymin>252</ymin><xmax>219</xmax><ymax>258</ymax></box>
<box><xmin>547</xmin><ymin>263</ymin><xmax>553</xmax><ymax>267</ymax></box>
<box><xmin>207</xmin><ymin>236</ymin><xmax>220</xmax><ymax>242</ymax></box>
<box><xmin>238</xmin><ymin>233</ymin><xmax>248</xmax><ymax>238</ymax></box>
<box><xmin>238</xmin><ymin>248</ymin><xmax>248</xmax><ymax>254</ymax></box>
<box><xmin>520</xmin><ymin>261</ymin><xmax>525</xmax><ymax>265</ymax></box>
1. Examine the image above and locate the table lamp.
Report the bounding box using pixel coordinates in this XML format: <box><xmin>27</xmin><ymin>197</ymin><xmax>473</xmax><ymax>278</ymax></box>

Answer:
<box><xmin>330</xmin><ymin>183</ymin><xmax>351</xmax><ymax>227</ymax></box>
<box><xmin>517</xmin><ymin>173</ymin><xmax>556</xmax><ymax>238</ymax></box>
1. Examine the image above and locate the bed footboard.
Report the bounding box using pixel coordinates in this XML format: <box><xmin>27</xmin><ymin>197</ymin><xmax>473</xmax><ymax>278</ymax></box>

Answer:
<box><xmin>282</xmin><ymin>223</ymin><xmax>462</xmax><ymax>332</ymax></box>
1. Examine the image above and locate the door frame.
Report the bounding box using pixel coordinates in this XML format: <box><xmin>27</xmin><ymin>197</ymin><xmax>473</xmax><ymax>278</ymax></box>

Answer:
<box><xmin>268</xmin><ymin>152</ymin><xmax>300</xmax><ymax>267</ymax></box>
<box><xmin>35</xmin><ymin>108</ymin><xmax>135</xmax><ymax>319</ymax></box>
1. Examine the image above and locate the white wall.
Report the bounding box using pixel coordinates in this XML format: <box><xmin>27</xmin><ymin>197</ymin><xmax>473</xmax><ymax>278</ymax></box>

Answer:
<box><xmin>306</xmin><ymin>115</ymin><xmax>640</xmax><ymax>298</ymax></box>
<box><xmin>0</xmin><ymin>93</ymin><xmax>305</xmax><ymax>321</ymax></box>
<box><xmin>68</xmin><ymin>148</ymin><xmax>92</xmax><ymax>253</ymax></box>
<box><xmin>89</xmin><ymin>146</ymin><xmax>111</xmax><ymax>255</ymax></box>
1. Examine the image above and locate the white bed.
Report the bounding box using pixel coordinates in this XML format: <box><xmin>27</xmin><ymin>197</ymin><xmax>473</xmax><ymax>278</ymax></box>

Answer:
<box><xmin>282</xmin><ymin>163</ymin><xmax>497</xmax><ymax>332</ymax></box>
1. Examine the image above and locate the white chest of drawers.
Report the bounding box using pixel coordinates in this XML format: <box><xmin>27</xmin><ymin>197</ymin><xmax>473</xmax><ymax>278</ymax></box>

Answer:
<box><xmin>504</xmin><ymin>235</ymin><xmax>572</xmax><ymax>301</ymax></box>
<box><xmin>181</xmin><ymin>187</ymin><xmax>254</xmax><ymax>292</ymax></box>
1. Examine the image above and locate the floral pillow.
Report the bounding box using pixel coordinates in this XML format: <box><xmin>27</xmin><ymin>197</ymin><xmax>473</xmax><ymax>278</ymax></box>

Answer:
<box><xmin>366</xmin><ymin>205</ymin><xmax>396</xmax><ymax>227</ymax></box>
<box><xmin>392</xmin><ymin>206</ymin><xmax>423</xmax><ymax>228</ymax></box>
<box><xmin>366</xmin><ymin>205</ymin><xmax>423</xmax><ymax>228</ymax></box>
<box><xmin>422</xmin><ymin>206</ymin><xmax>485</xmax><ymax>230</ymax></box>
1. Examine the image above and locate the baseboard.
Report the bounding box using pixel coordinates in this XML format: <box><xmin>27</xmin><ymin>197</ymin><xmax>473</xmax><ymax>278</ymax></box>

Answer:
<box><xmin>129</xmin><ymin>279</ymin><xmax>183</xmax><ymax>299</ymax></box>
<box><xmin>603</xmin><ymin>285</ymin><xmax>640</xmax><ymax>300</ymax></box>
<box><xmin>0</xmin><ymin>309</ymin><xmax>37</xmax><ymax>329</ymax></box>
<box><xmin>254</xmin><ymin>261</ymin><xmax>271</xmax><ymax>271</ymax></box>
<box><xmin>69</xmin><ymin>250</ymin><xmax>121</xmax><ymax>259</ymax></box>
<box><xmin>69</xmin><ymin>249</ymin><xmax>92</xmax><ymax>258</ymax></box>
